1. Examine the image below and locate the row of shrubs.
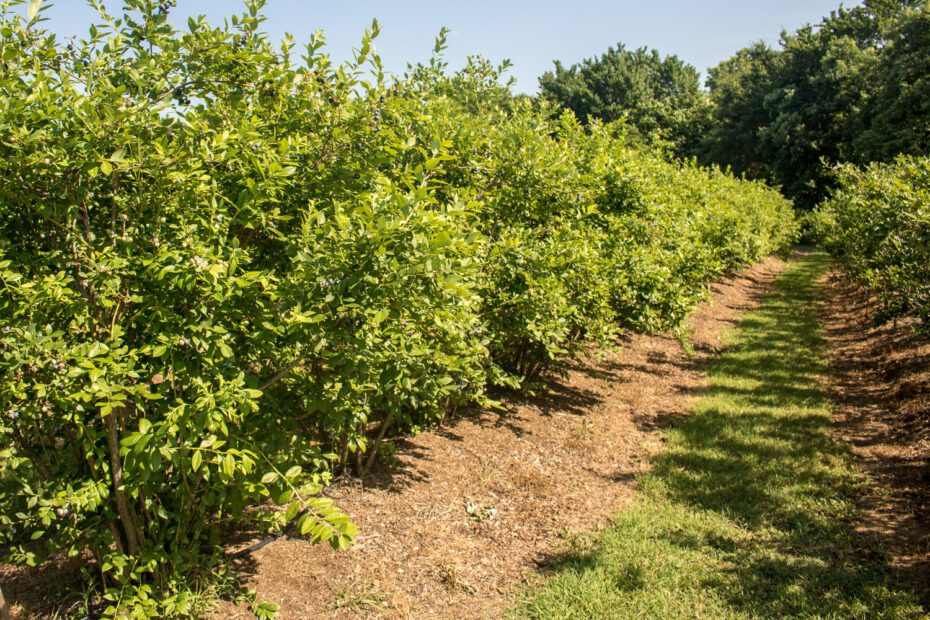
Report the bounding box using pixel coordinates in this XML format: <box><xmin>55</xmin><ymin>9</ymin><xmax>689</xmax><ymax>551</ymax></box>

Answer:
<box><xmin>812</xmin><ymin>156</ymin><xmax>930</xmax><ymax>327</ymax></box>
<box><xmin>0</xmin><ymin>2</ymin><xmax>797</xmax><ymax>616</ymax></box>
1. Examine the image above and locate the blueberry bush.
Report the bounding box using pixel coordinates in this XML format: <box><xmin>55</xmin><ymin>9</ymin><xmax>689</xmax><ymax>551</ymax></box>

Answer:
<box><xmin>812</xmin><ymin>156</ymin><xmax>930</xmax><ymax>326</ymax></box>
<box><xmin>0</xmin><ymin>1</ymin><xmax>797</xmax><ymax>616</ymax></box>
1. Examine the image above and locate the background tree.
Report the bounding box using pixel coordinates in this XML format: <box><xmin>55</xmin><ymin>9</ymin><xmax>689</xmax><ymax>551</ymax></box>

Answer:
<box><xmin>855</xmin><ymin>3</ymin><xmax>930</xmax><ymax>160</ymax></box>
<box><xmin>699</xmin><ymin>0</ymin><xmax>928</xmax><ymax>208</ymax></box>
<box><xmin>538</xmin><ymin>44</ymin><xmax>711</xmax><ymax>156</ymax></box>
<box><xmin>700</xmin><ymin>43</ymin><xmax>780</xmax><ymax>181</ymax></box>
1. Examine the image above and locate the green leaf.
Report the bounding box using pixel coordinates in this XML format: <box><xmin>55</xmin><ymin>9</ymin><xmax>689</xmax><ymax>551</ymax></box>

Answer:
<box><xmin>285</xmin><ymin>501</ymin><xmax>300</xmax><ymax>522</ymax></box>
<box><xmin>252</xmin><ymin>600</ymin><xmax>280</xmax><ymax>620</ymax></box>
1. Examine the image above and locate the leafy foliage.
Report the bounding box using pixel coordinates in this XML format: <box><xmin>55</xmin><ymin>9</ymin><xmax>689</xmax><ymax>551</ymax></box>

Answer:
<box><xmin>855</xmin><ymin>3</ymin><xmax>930</xmax><ymax>161</ymax></box>
<box><xmin>0</xmin><ymin>1</ymin><xmax>796</xmax><ymax>616</ymax></box>
<box><xmin>700</xmin><ymin>0</ymin><xmax>930</xmax><ymax>207</ymax></box>
<box><xmin>538</xmin><ymin>44</ymin><xmax>711</xmax><ymax>157</ymax></box>
<box><xmin>812</xmin><ymin>156</ymin><xmax>930</xmax><ymax>326</ymax></box>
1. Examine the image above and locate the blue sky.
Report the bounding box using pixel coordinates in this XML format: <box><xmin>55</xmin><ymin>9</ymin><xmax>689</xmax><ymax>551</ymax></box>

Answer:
<box><xmin>24</xmin><ymin>1</ymin><xmax>859</xmax><ymax>93</ymax></box>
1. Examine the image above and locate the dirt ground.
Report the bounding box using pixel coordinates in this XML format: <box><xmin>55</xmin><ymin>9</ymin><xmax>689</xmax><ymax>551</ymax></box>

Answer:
<box><xmin>201</xmin><ymin>257</ymin><xmax>786</xmax><ymax>620</ymax></box>
<box><xmin>0</xmin><ymin>256</ymin><xmax>787</xmax><ymax>620</ymax></box>
<box><xmin>2</xmin><ymin>259</ymin><xmax>787</xmax><ymax>620</ymax></box>
<box><xmin>9</xmin><ymin>257</ymin><xmax>930</xmax><ymax>619</ymax></box>
<box><xmin>822</xmin><ymin>272</ymin><xmax>930</xmax><ymax>606</ymax></box>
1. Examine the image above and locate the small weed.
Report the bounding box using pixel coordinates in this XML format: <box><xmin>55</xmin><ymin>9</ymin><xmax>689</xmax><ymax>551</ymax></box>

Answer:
<box><xmin>465</xmin><ymin>500</ymin><xmax>497</xmax><ymax>523</ymax></box>
<box><xmin>378</xmin><ymin>440</ymin><xmax>400</xmax><ymax>467</ymax></box>
<box><xmin>331</xmin><ymin>581</ymin><xmax>390</xmax><ymax>615</ymax></box>
<box><xmin>567</xmin><ymin>418</ymin><xmax>595</xmax><ymax>446</ymax></box>
<box><xmin>477</xmin><ymin>464</ymin><xmax>498</xmax><ymax>486</ymax></box>
<box><xmin>437</xmin><ymin>564</ymin><xmax>477</xmax><ymax>593</ymax></box>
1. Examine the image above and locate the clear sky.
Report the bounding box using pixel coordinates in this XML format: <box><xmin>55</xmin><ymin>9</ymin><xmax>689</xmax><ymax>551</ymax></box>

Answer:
<box><xmin>22</xmin><ymin>0</ymin><xmax>860</xmax><ymax>93</ymax></box>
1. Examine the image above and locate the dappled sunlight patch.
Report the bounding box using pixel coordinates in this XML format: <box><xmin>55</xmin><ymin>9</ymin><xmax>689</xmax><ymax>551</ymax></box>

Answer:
<box><xmin>519</xmin><ymin>252</ymin><xmax>924</xmax><ymax>619</ymax></box>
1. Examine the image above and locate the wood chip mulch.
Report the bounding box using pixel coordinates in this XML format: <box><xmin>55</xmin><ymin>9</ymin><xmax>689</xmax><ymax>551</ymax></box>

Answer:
<box><xmin>209</xmin><ymin>257</ymin><xmax>786</xmax><ymax>620</ymax></box>
<box><xmin>821</xmin><ymin>272</ymin><xmax>930</xmax><ymax>606</ymax></box>
<box><xmin>1</xmin><ymin>258</ymin><xmax>786</xmax><ymax>620</ymax></box>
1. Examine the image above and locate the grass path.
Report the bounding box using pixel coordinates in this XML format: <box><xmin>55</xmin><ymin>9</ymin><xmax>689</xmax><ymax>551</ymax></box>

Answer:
<box><xmin>518</xmin><ymin>252</ymin><xmax>924</xmax><ymax>619</ymax></box>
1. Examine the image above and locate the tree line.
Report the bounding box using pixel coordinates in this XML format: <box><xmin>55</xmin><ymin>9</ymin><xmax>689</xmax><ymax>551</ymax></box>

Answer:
<box><xmin>540</xmin><ymin>0</ymin><xmax>930</xmax><ymax>208</ymax></box>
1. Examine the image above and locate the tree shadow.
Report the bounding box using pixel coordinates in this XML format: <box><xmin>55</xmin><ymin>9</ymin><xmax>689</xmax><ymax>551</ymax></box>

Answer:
<box><xmin>527</xmin><ymin>253</ymin><xmax>924</xmax><ymax>617</ymax></box>
<box><xmin>823</xmin><ymin>274</ymin><xmax>930</xmax><ymax>605</ymax></box>
<box><xmin>501</xmin><ymin>378</ymin><xmax>606</xmax><ymax>419</ymax></box>
<box><xmin>354</xmin><ymin>372</ymin><xmax>609</xmax><ymax>494</ymax></box>
<box><xmin>0</xmin><ymin>553</ymin><xmax>86</xmax><ymax>619</ymax></box>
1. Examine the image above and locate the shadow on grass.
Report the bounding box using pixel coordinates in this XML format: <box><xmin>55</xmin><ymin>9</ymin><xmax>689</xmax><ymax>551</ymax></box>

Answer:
<box><xmin>520</xmin><ymin>252</ymin><xmax>924</xmax><ymax>619</ymax></box>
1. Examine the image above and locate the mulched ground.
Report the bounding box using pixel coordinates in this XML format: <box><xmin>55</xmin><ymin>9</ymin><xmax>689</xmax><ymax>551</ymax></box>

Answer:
<box><xmin>0</xmin><ymin>258</ymin><xmax>786</xmax><ymax>620</ymax></box>
<box><xmin>821</xmin><ymin>272</ymin><xmax>930</xmax><ymax>605</ymax></box>
<box><xmin>209</xmin><ymin>257</ymin><xmax>786</xmax><ymax>620</ymax></box>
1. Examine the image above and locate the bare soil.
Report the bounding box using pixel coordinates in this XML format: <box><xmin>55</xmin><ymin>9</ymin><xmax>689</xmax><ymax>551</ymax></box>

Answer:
<box><xmin>821</xmin><ymin>273</ymin><xmax>930</xmax><ymax>606</ymax></box>
<box><xmin>209</xmin><ymin>257</ymin><xmax>786</xmax><ymax>620</ymax></box>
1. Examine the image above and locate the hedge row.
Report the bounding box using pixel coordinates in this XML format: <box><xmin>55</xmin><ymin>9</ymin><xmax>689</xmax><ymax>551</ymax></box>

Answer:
<box><xmin>0</xmin><ymin>2</ymin><xmax>796</xmax><ymax>616</ymax></box>
<box><xmin>812</xmin><ymin>156</ymin><xmax>930</xmax><ymax>326</ymax></box>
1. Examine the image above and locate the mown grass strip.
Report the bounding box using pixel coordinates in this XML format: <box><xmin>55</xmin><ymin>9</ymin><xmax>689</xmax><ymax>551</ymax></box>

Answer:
<box><xmin>518</xmin><ymin>252</ymin><xmax>923</xmax><ymax>619</ymax></box>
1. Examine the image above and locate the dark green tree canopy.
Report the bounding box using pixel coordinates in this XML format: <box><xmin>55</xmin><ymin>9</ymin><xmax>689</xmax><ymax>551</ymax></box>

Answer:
<box><xmin>698</xmin><ymin>0</ymin><xmax>930</xmax><ymax>207</ymax></box>
<box><xmin>855</xmin><ymin>3</ymin><xmax>930</xmax><ymax>160</ymax></box>
<box><xmin>701</xmin><ymin>43</ymin><xmax>780</xmax><ymax>180</ymax></box>
<box><xmin>538</xmin><ymin>44</ymin><xmax>710</xmax><ymax>155</ymax></box>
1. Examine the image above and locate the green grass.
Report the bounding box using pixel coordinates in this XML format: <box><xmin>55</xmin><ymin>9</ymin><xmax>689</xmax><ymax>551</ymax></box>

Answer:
<box><xmin>517</xmin><ymin>252</ymin><xmax>924</xmax><ymax>619</ymax></box>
